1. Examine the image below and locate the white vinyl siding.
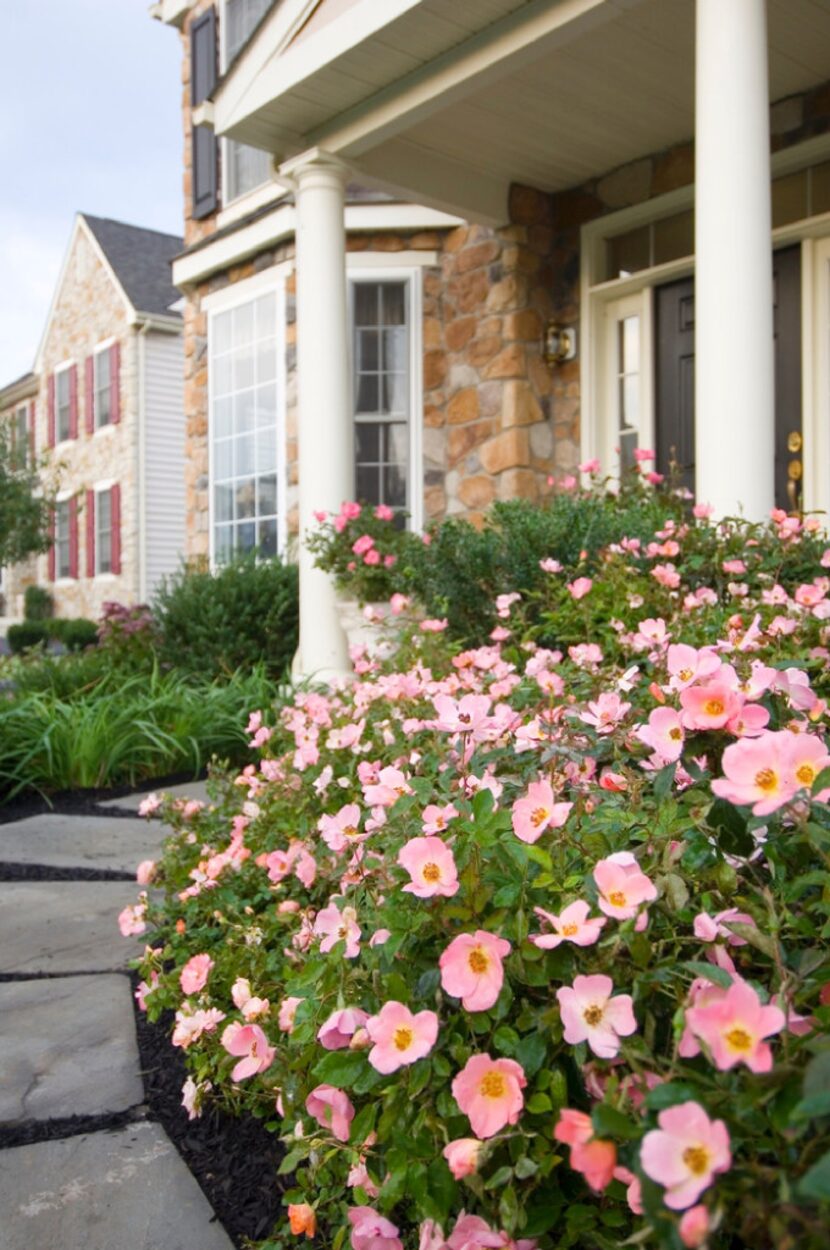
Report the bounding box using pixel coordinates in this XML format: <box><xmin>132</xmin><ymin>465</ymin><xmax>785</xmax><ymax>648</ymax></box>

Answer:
<box><xmin>142</xmin><ymin>332</ymin><xmax>186</xmax><ymax>596</ymax></box>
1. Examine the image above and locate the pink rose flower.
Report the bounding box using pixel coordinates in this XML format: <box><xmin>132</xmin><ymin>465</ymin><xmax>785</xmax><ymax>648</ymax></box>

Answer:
<box><xmin>118</xmin><ymin>901</ymin><xmax>147</xmax><ymax>937</ymax></box>
<box><xmin>593</xmin><ymin>855</ymin><xmax>657</xmax><ymax>921</ymax></box>
<box><xmin>314</xmin><ymin>902</ymin><xmax>362</xmax><ymax>958</ymax></box>
<box><xmin>398</xmin><ymin>837</ymin><xmax>459</xmax><ymax>898</ymax></box>
<box><xmin>348</xmin><ymin>1207</ymin><xmax>402</xmax><ymax>1250</ymax></box>
<box><xmin>439</xmin><ymin>930</ymin><xmax>511</xmax><ymax>1012</ymax></box>
<box><xmin>452</xmin><ymin>1053</ymin><xmax>526</xmax><ymax>1138</ymax></box>
<box><xmin>180</xmin><ymin>953</ymin><xmax>214</xmax><ymax>996</ymax></box>
<box><xmin>306</xmin><ymin>1084</ymin><xmax>355</xmax><ymax>1142</ymax></box>
<box><xmin>421</xmin><ymin>802</ymin><xmax>459</xmax><ymax>835</ymax></box>
<box><xmin>278</xmin><ymin>996</ymin><xmax>304</xmax><ymax>1033</ymax></box>
<box><xmin>679</xmin><ymin>1206</ymin><xmax>710</xmax><ymax>1248</ymax></box>
<box><xmin>640</xmin><ymin>1101</ymin><xmax>731</xmax><ymax>1210</ymax></box>
<box><xmin>557</xmin><ymin>974</ymin><xmax>637</xmax><ymax>1058</ymax></box>
<box><xmin>635</xmin><ymin>707</ymin><xmax>685</xmax><ymax>763</ymax></box>
<box><xmin>511</xmin><ymin>778</ymin><xmax>572</xmax><ymax>844</ymax></box>
<box><xmin>442</xmin><ymin>1138</ymin><xmax>484</xmax><ymax>1179</ymax></box>
<box><xmin>318</xmin><ymin>1007</ymin><xmax>370</xmax><ymax>1050</ymax></box>
<box><xmin>567</xmin><ymin>577</ymin><xmax>593</xmax><ymax>600</ymax></box>
<box><xmin>531</xmin><ymin>900</ymin><xmax>606</xmax><ymax>949</ymax></box>
<box><xmin>366</xmin><ymin>1001</ymin><xmax>439</xmax><ymax>1073</ymax></box>
<box><xmin>221</xmin><ymin>1022</ymin><xmax>275</xmax><ymax>1081</ymax></box>
<box><xmin>685</xmin><ymin>977</ymin><xmax>785</xmax><ymax>1073</ymax></box>
<box><xmin>693</xmin><ymin>908</ymin><xmax>756</xmax><ymax>946</ymax></box>
<box><xmin>554</xmin><ymin>1108</ymin><xmax>617</xmax><ymax>1192</ymax></box>
<box><xmin>136</xmin><ymin>859</ymin><xmax>156</xmax><ymax>885</ymax></box>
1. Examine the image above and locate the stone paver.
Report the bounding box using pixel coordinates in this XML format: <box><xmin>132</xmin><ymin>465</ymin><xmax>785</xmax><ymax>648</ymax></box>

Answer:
<box><xmin>0</xmin><ymin>1122</ymin><xmax>234</xmax><ymax>1250</ymax></box>
<box><xmin>98</xmin><ymin>778</ymin><xmax>210</xmax><ymax>811</ymax></box>
<box><xmin>0</xmin><ymin>814</ymin><xmax>168</xmax><ymax>874</ymax></box>
<box><xmin>0</xmin><ymin>975</ymin><xmax>142</xmax><ymax>1124</ymax></box>
<box><xmin>0</xmin><ymin>882</ymin><xmax>144</xmax><ymax>974</ymax></box>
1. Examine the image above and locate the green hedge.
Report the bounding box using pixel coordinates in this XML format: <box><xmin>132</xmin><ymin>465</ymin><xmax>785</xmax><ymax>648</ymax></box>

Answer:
<box><xmin>7</xmin><ymin>618</ymin><xmax>98</xmax><ymax>655</ymax></box>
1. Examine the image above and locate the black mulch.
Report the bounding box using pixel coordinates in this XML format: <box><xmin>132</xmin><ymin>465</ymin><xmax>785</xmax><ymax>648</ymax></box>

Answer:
<box><xmin>0</xmin><ymin>769</ymin><xmax>206</xmax><ymax>825</ymax></box>
<box><xmin>0</xmin><ymin>1106</ymin><xmax>146</xmax><ymax>1149</ymax></box>
<box><xmin>131</xmin><ymin>977</ymin><xmax>287</xmax><ymax>1248</ymax></box>
<box><xmin>0</xmin><ymin>862</ymin><xmax>134</xmax><ymax>882</ymax></box>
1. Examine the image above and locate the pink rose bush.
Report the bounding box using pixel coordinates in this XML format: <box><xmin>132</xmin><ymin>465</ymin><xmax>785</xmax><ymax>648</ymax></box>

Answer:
<box><xmin>130</xmin><ymin>497</ymin><xmax>830</xmax><ymax>1249</ymax></box>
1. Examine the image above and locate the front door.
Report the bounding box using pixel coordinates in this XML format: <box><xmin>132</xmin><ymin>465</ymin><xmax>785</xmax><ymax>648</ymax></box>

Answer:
<box><xmin>655</xmin><ymin>247</ymin><xmax>803</xmax><ymax>509</ymax></box>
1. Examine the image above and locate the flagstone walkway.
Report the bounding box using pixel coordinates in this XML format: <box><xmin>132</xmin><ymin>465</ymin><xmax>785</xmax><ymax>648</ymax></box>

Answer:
<box><xmin>0</xmin><ymin>799</ymin><xmax>233</xmax><ymax>1250</ymax></box>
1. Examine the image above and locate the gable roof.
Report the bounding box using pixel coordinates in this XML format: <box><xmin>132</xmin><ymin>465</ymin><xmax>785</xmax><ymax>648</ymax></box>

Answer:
<box><xmin>81</xmin><ymin>214</ymin><xmax>183</xmax><ymax>319</ymax></box>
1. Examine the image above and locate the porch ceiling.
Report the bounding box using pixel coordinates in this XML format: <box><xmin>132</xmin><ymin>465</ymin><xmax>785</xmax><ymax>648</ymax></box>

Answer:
<box><xmin>216</xmin><ymin>0</ymin><xmax>830</xmax><ymax>225</ymax></box>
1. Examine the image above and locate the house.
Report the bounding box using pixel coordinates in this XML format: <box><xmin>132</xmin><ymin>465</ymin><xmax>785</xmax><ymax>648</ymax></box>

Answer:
<box><xmin>154</xmin><ymin>0</ymin><xmax>830</xmax><ymax>677</ymax></box>
<box><xmin>0</xmin><ymin>213</ymin><xmax>186</xmax><ymax>622</ymax></box>
<box><xmin>0</xmin><ymin>371</ymin><xmax>38</xmax><ymax>621</ymax></box>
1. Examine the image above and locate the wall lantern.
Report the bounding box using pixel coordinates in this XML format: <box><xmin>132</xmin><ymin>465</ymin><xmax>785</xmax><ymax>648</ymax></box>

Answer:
<box><xmin>542</xmin><ymin>321</ymin><xmax>577</xmax><ymax>367</ymax></box>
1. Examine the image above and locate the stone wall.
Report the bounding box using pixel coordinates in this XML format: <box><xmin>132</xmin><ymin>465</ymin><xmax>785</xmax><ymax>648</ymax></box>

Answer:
<box><xmin>32</xmin><ymin>225</ymin><xmax>139</xmax><ymax>620</ymax></box>
<box><xmin>180</xmin><ymin>0</ymin><xmax>221</xmax><ymax>250</ymax></box>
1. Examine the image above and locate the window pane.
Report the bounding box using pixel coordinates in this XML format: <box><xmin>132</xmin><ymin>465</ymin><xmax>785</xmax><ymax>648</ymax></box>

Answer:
<box><xmin>356</xmin><ymin>465</ymin><xmax>379</xmax><ymax>503</ymax></box>
<box><xmin>214</xmin><ymin>396</ymin><xmax>232</xmax><ymax>439</ymax></box>
<box><xmin>233</xmin><ymin>301</ymin><xmax>254</xmax><ymax>344</ymax></box>
<box><xmin>772</xmin><ymin>170</ymin><xmax>808</xmax><ymax>228</ymax></box>
<box><xmin>257</xmin><ymin>425</ymin><xmax>277</xmax><ymax>471</ymax></box>
<box><xmin>356</xmin><ymin>373</ymin><xmax>379</xmax><ymax>413</ymax></box>
<box><xmin>213</xmin><ymin>353</ymin><xmax>233</xmax><ymax>397</ymax></box>
<box><xmin>621</xmin><ymin>374</ymin><xmax>640</xmax><ymax>430</ymax></box>
<box><xmin>357</xmin><ymin>329</ymin><xmax>379</xmax><ymax>371</ymax></box>
<box><xmin>235</xmin><ymin>433</ymin><xmax>255</xmax><ymax>477</ymax></box>
<box><xmin>382</xmin><ymin>327</ymin><xmax>407</xmax><ymax>373</ymax></box>
<box><xmin>258</xmin><ymin>473</ymin><xmax>277</xmax><ymax>517</ymax></box>
<box><xmin>354</xmin><ymin>284</ymin><xmax>378</xmax><ymax>327</ymax></box>
<box><xmin>811</xmin><ymin>160</ymin><xmax>830</xmax><ymax>215</ymax></box>
<box><xmin>255</xmin><ymin>339</ymin><xmax>276</xmax><ymax>383</ymax></box>
<box><xmin>355</xmin><ymin>423</ymin><xmax>380</xmax><ymax>461</ymax></box>
<box><xmin>258</xmin><ymin>517</ymin><xmax>277</xmax><ymax>558</ymax></box>
<box><xmin>255</xmin><ymin>293</ymin><xmax>276</xmax><ymax>339</ymax></box>
<box><xmin>607</xmin><ymin>226</ymin><xmax>650</xmax><ymax>279</ymax></box>
<box><xmin>214</xmin><ymin>483</ymin><xmax>233</xmax><ymax>523</ymax></box>
<box><xmin>621</xmin><ymin>316</ymin><xmax>639</xmax><ymax>373</ymax></box>
<box><xmin>213</xmin><ymin>310</ymin><xmax>232</xmax><ymax>354</ymax></box>
<box><xmin>381</xmin><ymin>283</ymin><xmax>406</xmax><ymax>326</ymax></box>
<box><xmin>383</xmin><ymin>464</ymin><xmax>407</xmax><ymax>508</ymax></box>
<box><xmin>238</xmin><ymin>521</ymin><xmax>256</xmax><ymax>552</ymax></box>
<box><xmin>227</xmin><ymin>140</ymin><xmax>270</xmax><ymax>201</ymax></box>
<box><xmin>236</xmin><ymin>478</ymin><xmax>257</xmax><ymax>519</ymax></box>
<box><xmin>214</xmin><ymin>438</ymin><xmax>233</xmax><ymax>480</ymax></box>
<box><xmin>235</xmin><ymin>389</ymin><xmax>256</xmax><ymax>432</ymax></box>
<box><xmin>254</xmin><ymin>384</ymin><xmax>276</xmax><ymax>427</ymax></box>
<box><xmin>233</xmin><ymin>341</ymin><xmax>255</xmax><ymax>391</ymax></box>
<box><xmin>385</xmin><ymin>422</ymin><xmax>409</xmax><ymax>464</ymax></box>
<box><xmin>215</xmin><ymin>524</ymin><xmax>233</xmax><ymax>564</ymax></box>
<box><xmin>382</xmin><ymin>373</ymin><xmax>407</xmax><ymax>416</ymax></box>
<box><xmin>653</xmin><ymin>210</ymin><xmax>694</xmax><ymax>266</ymax></box>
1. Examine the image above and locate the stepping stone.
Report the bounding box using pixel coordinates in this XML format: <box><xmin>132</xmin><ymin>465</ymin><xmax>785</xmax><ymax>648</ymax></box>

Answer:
<box><xmin>98</xmin><ymin>778</ymin><xmax>210</xmax><ymax>811</ymax></box>
<box><xmin>0</xmin><ymin>975</ymin><xmax>142</xmax><ymax>1124</ymax></box>
<box><xmin>0</xmin><ymin>814</ymin><xmax>168</xmax><ymax>875</ymax></box>
<box><xmin>0</xmin><ymin>1121</ymin><xmax>234</xmax><ymax>1250</ymax></box>
<box><xmin>0</xmin><ymin>882</ymin><xmax>146</xmax><ymax>974</ymax></box>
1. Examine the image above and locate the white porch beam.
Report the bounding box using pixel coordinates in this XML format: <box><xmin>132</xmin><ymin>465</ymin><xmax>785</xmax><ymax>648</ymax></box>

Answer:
<box><xmin>281</xmin><ymin>148</ymin><xmax>353</xmax><ymax>682</ymax></box>
<box><xmin>353</xmin><ymin>138</ymin><xmax>510</xmax><ymax>227</ymax></box>
<box><xmin>695</xmin><ymin>0</ymin><xmax>774</xmax><ymax>519</ymax></box>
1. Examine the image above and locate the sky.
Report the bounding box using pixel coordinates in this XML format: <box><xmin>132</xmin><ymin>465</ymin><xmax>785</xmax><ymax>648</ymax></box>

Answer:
<box><xmin>0</xmin><ymin>0</ymin><xmax>183</xmax><ymax>384</ymax></box>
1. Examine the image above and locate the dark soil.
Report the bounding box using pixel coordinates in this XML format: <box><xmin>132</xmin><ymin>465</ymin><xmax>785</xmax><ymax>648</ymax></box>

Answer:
<box><xmin>0</xmin><ymin>769</ymin><xmax>206</xmax><ymax>825</ymax></box>
<box><xmin>0</xmin><ymin>861</ymin><xmax>134</xmax><ymax>882</ymax></box>
<box><xmin>131</xmin><ymin>976</ymin><xmax>286</xmax><ymax>1247</ymax></box>
<box><xmin>0</xmin><ymin>1106</ymin><xmax>146</xmax><ymax>1149</ymax></box>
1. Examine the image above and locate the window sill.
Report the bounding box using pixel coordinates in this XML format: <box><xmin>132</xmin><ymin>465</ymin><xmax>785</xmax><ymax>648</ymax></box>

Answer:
<box><xmin>93</xmin><ymin>422</ymin><xmax>116</xmax><ymax>437</ymax></box>
<box><xmin>94</xmin><ymin>572</ymin><xmax>118</xmax><ymax>581</ymax></box>
<box><xmin>217</xmin><ymin>179</ymin><xmax>283</xmax><ymax>230</ymax></box>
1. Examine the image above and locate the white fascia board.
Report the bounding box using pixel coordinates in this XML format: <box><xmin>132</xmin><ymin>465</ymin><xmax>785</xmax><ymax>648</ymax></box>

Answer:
<box><xmin>152</xmin><ymin>0</ymin><xmax>192</xmax><ymax>28</ymax></box>
<box><xmin>314</xmin><ymin>0</ymin><xmax>615</xmax><ymax>159</ymax></box>
<box><xmin>172</xmin><ymin>201</ymin><xmax>461</xmax><ymax>287</ymax></box>
<box><xmin>215</xmin><ymin>0</ymin><xmax>425</xmax><ymax>140</ymax></box>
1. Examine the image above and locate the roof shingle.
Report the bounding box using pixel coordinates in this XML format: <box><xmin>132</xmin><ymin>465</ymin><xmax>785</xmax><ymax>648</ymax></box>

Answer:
<box><xmin>82</xmin><ymin>214</ymin><xmax>184</xmax><ymax>318</ymax></box>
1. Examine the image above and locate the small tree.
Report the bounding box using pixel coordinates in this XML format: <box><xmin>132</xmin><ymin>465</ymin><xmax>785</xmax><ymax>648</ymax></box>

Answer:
<box><xmin>0</xmin><ymin>420</ymin><xmax>55</xmax><ymax>567</ymax></box>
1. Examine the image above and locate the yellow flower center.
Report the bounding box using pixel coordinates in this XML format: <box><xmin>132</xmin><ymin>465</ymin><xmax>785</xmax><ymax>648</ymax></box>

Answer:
<box><xmin>669</xmin><ymin>727</ymin><xmax>682</xmax><ymax>741</ymax></box>
<box><xmin>561</xmin><ymin>923</ymin><xmax>578</xmax><ymax>937</ymax></box>
<box><xmin>434</xmin><ymin>816</ymin><xmax>446</xmax><ymax>829</ymax></box>
<box><xmin>682</xmin><ymin>1145</ymin><xmax>711</xmax><ymax>1176</ymax></box>
<box><xmin>754</xmin><ymin>768</ymin><xmax>778</xmax><ymax>792</ymax></box>
<box><xmin>422</xmin><ymin>863</ymin><xmax>441</xmax><ymax>882</ymax></box>
<box><xmin>679</xmin><ymin>668</ymin><xmax>693</xmax><ymax>682</ymax></box>
<box><xmin>468</xmin><ymin>948</ymin><xmax>489</xmax><ymax>974</ymax></box>
<box><xmin>608</xmin><ymin>890</ymin><xmax>627</xmax><ymax>908</ymax></box>
<box><xmin>480</xmin><ymin>1071</ymin><xmax>507</xmax><ymax>1098</ymax></box>
<box><xmin>343</xmin><ymin>826</ymin><xmax>358</xmax><ymax>839</ymax></box>
<box><xmin>704</xmin><ymin>699</ymin><xmax>725</xmax><ymax>716</ymax></box>
<box><xmin>726</xmin><ymin>1027</ymin><xmax>753</xmax><ymax>1052</ymax></box>
<box><xmin>530</xmin><ymin>806</ymin><xmax>550</xmax><ymax>828</ymax></box>
<box><xmin>393</xmin><ymin>1026</ymin><xmax>414</xmax><ymax>1052</ymax></box>
<box><xmin>796</xmin><ymin>763</ymin><xmax>816</xmax><ymax>786</ymax></box>
<box><xmin>583</xmin><ymin>1004</ymin><xmax>604</xmax><ymax>1026</ymax></box>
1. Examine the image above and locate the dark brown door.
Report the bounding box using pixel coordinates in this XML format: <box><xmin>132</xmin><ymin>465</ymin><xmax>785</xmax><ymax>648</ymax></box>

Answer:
<box><xmin>655</xmin><ymin>248</ymin><xmax>802</xmax><ymax>509</ymax></box>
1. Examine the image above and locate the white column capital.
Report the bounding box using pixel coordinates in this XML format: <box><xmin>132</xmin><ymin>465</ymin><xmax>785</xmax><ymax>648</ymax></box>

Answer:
<box><xmin>278</xmin><ymin>147</ymin><xmax>351</xmax><ymax>191</ymax></box>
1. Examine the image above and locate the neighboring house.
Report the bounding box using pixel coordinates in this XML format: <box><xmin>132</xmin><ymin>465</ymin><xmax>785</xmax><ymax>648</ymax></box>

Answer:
<box><xmin>0</xmin><ymin>213</ymin><xmax>186</xmax><ymax>622</ymax></box>
<box><xmin>0</xmin><ymin>370</ymin><xmax>38</xmax><ymax>621</ymax></box>
<box><xmin>153</xmin><ymin>0</ymin><xmax>830</xmax><ymax>677</ymax></box>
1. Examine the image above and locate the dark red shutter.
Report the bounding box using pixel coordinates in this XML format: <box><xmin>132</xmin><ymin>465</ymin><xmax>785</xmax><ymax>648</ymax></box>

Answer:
<box><xmin>86</xmin><ymin>490</ymin><xmax>95</xmax><ymax>578</ymax></box>
<box><xmin>28</xmin><ymin>400</ymin><xmax>36</xmax><ymax>463</ymax></box>
<box><xmin>110</xmin><ymin>342</ymin><xmax>121</xmax><ymax>424</ymax></box>
<box><xmin>47</xmin><ymin>374</ymin><xmax>55</xmax><ymax>448</ymax></box>
<box><xmin>69</xmin><ymin>496</ymin><xmax>79</xmax><ymax>579</ymax></box>
<box><xmin>111</xmin><ymin>484</ymin><xmax>121</xmax><ymax>575</ymax></box>
<box><xmin>69</xmin><ymin>365</ymin><xmax>78</xmax><ymax>440</ymax></box>
<box><xmin>85</xmin><ymin>356</ymin><xmax>95</xmax><ymax>435</ymax></box>
<box><xmin>48</xmin><ymin>511</ymin><xmax>56</xmax><ymax>582</ymax></box>
<box><xmin>191</xmin><ymin>6</ymin><xmax>218</xmax><ymax>219</ymax></box>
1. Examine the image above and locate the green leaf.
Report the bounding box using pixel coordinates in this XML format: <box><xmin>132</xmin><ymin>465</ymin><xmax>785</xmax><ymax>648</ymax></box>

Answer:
<box><xmin>726</xmin><ymin>922</ymin><xmax>778</xmax><ymax>959</ymax></box>
<box><xmin>277</xmin><ymin>1149</ymin><xmax>304</xmax><ymax>1176</ymax></box>
<box><xmin>683</xmin><ymin>960</ymin><xmax>733</xmax><ymax>989</ymax></box>
<box><xmin>499</xmin><ymin>1183</ymin><xmax>520</xmax><ymax>1234</ymax></box>
<box><xmin>592</xmin><ymin>1103</ymin><xmax>640</xmax><ymax>1140</ymax></box>
<box><xmin>311</xmin><ymin>1048</ymin><xmax>366</xmax><ymax>1088</ymax></box>
<box><xmin>516</xmin><ymin>1032</ymin><xmax>548</xmax><ymax>1078</ymax></box>
<box><xmin>653</xmin><ymin>762</ymin><xmax>677</xmax><ymax>801</ymax></box>
<box><xmin>659</xmin><ymin>872</ymin><xmax>689</xmax><ymax>912</ymax></box>
<box><xmin>707</xmin><ymin>797</ymin><xmax>754</xmax><ymax>856</ymax></box>
<box><xmin>485</xmin><ymin>1165</ymin><xmax>514</xmax><ymax>1190</ymax></box>
<box><xmin>422</xmin><ymin>1159</ymin><xmax>458</xmax><ymax>1223</ymax></box>
<box><xmin>645</xmin><ymin>1081</ymin><xmax>698</xmax><ymax>1111</ymax></box>
<box><xmin>493</xmin><ymin>1025</ymin><xmax>520</xmax><ymax>1056</ymax></box>
<box><xmin>812</xmin><ymin>766</ymin><xmax>830</xmax><ymax>797</ymax></box>
<box><xmin>799</xmin><ymin>1149</ymin><xmax>830</xmax><ymax>1201</ymax></box>
<box><xmin>526</xmin><ymin>1092</ymin><xmax>553</xmax><ymax>1114</ymax></box>
<box><xmin>514</xmin><ymin>1155</ymin><xmax>539</xmax><ymax>1179</ymax></box>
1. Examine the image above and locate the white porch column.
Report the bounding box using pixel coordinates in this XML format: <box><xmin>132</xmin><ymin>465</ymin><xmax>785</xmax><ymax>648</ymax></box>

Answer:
<box><xmin>281</xmin><ymin>148</ymin><xmax>352</xmax><ymax>680</ymax></box>
<box><xmin>695</xmin><ymin>0</ymin><xmax>774</xmax><ymax>519</ymax></box>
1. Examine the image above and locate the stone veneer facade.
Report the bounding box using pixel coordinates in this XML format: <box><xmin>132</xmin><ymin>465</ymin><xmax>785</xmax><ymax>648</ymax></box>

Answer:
<box><xmin>175</xmin><ymin>0</ymin><xmax>830</xmax><ymax>558</ymax></box>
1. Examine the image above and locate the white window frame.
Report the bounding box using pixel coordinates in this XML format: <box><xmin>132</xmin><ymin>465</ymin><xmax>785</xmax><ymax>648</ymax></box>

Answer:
<box><xmin>93</xmin><ymin>337</ymin><xmax>115</xmax><ymax>432</ymax></box>
<box><xmin>218</xmin><ymin>0</ymin><xmax>274</xmax><ymax>211</ymax></box>
<box><xmin>205</xmin><ymin>265</ymin><xmax>288</xmax><ymax>569</ymax></box>
<box><xmin>54</xmin><ymin>492</ymin><xmax>73</xmax><ymax>582</ymax></box>
<box><xmin>580</xmin><ymin>133</ymin><xmax>830</xmax><ymax>513</ymax></box>
<box><xmin>347</xmin><ymin>263</ymin><xmax>424</xmax><ymax>532</ymax></box>
<box><xmin>94</xmin><ymin>482</ymin><xmax>115</xmax><ymax>577</ymax></box>
<box><xmin>54</xmin><ymin>360</ymin><xmax>74</xmax><ymax>446</ymax></box>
